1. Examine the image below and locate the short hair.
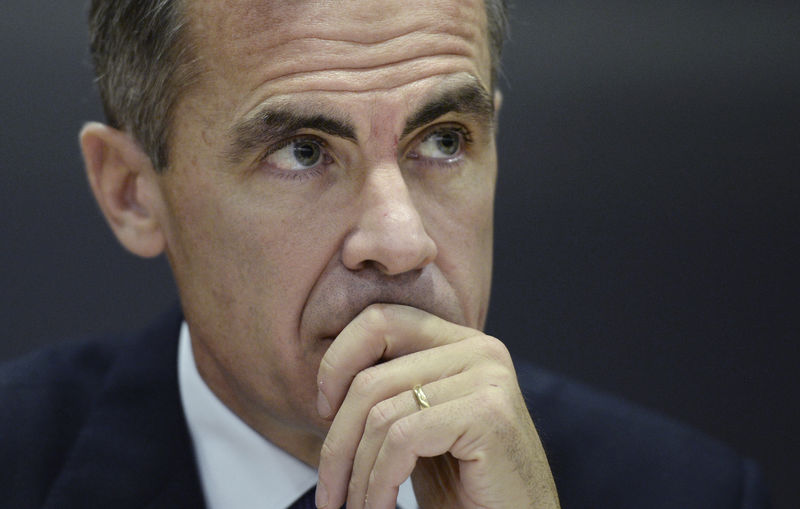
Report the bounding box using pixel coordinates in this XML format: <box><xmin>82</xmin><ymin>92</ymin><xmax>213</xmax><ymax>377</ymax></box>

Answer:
<box><xmin>88</xmin><ymin>0</ymin><xmax>509</xmax><ymax>172</ymax></box>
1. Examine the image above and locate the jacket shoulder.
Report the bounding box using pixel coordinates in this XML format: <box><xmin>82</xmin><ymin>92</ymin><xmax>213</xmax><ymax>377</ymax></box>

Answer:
<box><xmin>515</xmin><ymin>361</ymin><xmax>770</xmax><ymax>509</ymax></box>
<box><xmin>0</xmin><ymin>337</ymin><xmax>120</xmax><ymax>506</ymax></box>
<box><xmin>0</xmin><ymin>306</ymin><xmax>191</xmax><ymax>509</ymax></box>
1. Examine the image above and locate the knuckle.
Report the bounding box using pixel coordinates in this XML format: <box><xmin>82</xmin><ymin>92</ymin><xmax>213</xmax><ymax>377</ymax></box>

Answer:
<box><xmin>368</xmin><ymin>467</ymin><xmax>387</xmax><ymax>489</ymax></box>
<box><xmin>319</xmin><ymin>438</ymin><xmax>337</xmax><ymax>465</ymax></box>
<box><xmin>484</xmin><ymin>362</ymin><xmax>517</xmax><ymax>387</ymax></box>
<box><xmin>317</xmin><ymin>354</ymin><xmax>335</xmax><ymax>382</ymax></box>
<box><xmin>359</xmin><ymin>304</ymin><xmax>389</xmax><ymax>332</ymax></box>
<box><xmin>478</xmin><ymin>384</ymin><xmax>515</xmax><ymax>422</ymax></box>
<box><xmin>350</xmin><ymin>368</ymin><xmax>379</xmax><ymax>399</ymax></box>
<box><xmin>474</xmin><ymin>334</ymin><xmax>513</xmax><ymax>366</ymax></box>
<box><xmin>386</xmin><ymin>418</ymin><xmax>412</xmax><ymax>449</ymax></box>
<box><xmin>347</xmin><ymin>476</ymin><xmax>364</xmax><ymax>499</ymax></box>
<box><xmin>366</xmin><ymin>398</ymin><xmax>400</xmax><ymax>433</ymax></box>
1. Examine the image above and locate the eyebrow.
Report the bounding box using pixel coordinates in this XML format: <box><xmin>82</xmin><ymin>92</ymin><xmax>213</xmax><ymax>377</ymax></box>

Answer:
<box><xmin>227</xmin><ymin>109</ymin><xmax>356</xmax><ymax>163</ymax></box>
<box><xmin>226</xmin><ymin>79</ymin><xmax>494</xmax><ymax>163</ymax></box>
<box><xmin>401</xmin><ymin>80</ymin><xmax>495</xmax><ymax>138</ymax></box>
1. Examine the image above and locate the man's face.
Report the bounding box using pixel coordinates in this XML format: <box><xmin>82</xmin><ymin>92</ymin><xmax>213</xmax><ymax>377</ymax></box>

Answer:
<box><xmin>155</xmin><ymin>0</ymin><xmax>497</xmax><ymax>443</ymax></box>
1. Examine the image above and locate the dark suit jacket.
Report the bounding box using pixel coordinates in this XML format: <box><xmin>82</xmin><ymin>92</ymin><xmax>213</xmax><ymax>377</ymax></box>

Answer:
<box><xmin>1</xmin><ymin>307</ymin><xmax>769</xmax><ymax>508</ymax></box>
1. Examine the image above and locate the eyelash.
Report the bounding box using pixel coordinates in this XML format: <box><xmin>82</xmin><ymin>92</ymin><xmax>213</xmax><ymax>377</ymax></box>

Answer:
<box><xmin>431</xmin><ymin>124</ymin><xmax>473</xmax><ymax>145</ymax></box>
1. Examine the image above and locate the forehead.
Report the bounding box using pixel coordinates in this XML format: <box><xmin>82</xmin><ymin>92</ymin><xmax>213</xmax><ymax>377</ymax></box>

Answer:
<box><xmin>182</xmin><ymin>0</ymin><xmax>492</xmax><ymax>120</ymax></box>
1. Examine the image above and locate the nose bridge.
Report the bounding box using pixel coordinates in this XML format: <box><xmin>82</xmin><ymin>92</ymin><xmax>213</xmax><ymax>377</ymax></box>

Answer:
<box><xmin>341</xmin><ymin>162</ymin><xmax>437</xmax><ymax>275</ymax></box>
<box><xmin>365</xmin><ymin>165</ymin><xmax>415</xmax><ymax>222</ymax></box>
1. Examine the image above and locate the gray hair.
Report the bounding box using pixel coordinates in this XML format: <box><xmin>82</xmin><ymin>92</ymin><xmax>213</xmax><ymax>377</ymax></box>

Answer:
<box><xmin>88</xmin><ymin>0</ymin><xmax>508</xmax><ymax>172</ymax></box>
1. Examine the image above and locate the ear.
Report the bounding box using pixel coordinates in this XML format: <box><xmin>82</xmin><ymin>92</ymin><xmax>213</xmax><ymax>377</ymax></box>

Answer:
<box><xmin>80</xmin><ymin>122</ymin><xmax>166</xmax><ymax>258</ymax></box>
<box><xmin>493</xmin><ymin>89</ymin><xmax>503</xmax><ymax>132</ymax></box>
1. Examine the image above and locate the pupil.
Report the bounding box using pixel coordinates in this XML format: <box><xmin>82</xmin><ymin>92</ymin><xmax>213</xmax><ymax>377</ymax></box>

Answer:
<box><xmin>294</xmin><ymin>142</ymin><xmax>320</xmax><ymax>166</ymax></box>
<box><xmin>436</xmin><ymin>132</ymin><xmax>459</xmax><ymax>156</ymax></box>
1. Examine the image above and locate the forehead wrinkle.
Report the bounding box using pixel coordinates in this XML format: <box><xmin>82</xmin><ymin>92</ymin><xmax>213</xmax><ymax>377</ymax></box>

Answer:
<box><xmin>216</xmin><ymin>20</ymin><xmax>480</xmax><ymax>66</ymax></box>
<box><xmin>255</xmin><ymin>52</ymin><xmax>473</xmax><ymax>90</ymax></box>
<box><xmin>194</xmin><ymin>4</ymin><xmax>481</xmax><ymax>67</ymax></box>
<box><xmin>212</xmin><ymin>0</ymin><xmax>483</xmax><ymax>49</ymax></box>
<box><xmin>245</xmin><ymin>71</ymin><xmax>485</xmax><ymax>99</ymax></box>
<box><xmin>271</xmin><ymin>13</ymin><xmax>480</xmax><ymax>48</ymax></box>
<box><xmin>237</xmin><ymin>32</ymin><xmax>481</xmax><ymax>98</ymax></box>
<box><xmin>242</xmin><ymin>56</ymin><xmax>484</xmax><ymax>110</ymax></box>
<box><xmin>272</xmin><ymin>27</ymin><xmax>478</xmax><ymax>63</ymax></box>
<box><xmin>305</xmin><ymin>44</ymin><xmax>473</xmax><ymax>72</ymax></box>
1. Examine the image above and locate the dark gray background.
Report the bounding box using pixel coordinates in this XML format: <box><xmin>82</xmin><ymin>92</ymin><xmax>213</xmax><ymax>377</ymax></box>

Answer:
<box><xmin>1</xmin><ymin>2</ymin><xmax>797</xmax><ymax>508</ymax></box>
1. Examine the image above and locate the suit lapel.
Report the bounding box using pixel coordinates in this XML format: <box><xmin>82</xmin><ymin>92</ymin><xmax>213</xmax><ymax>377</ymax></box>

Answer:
<box><xmin>43</xmin><ymin>307</ymin><xmax>206</xmax><ymax>509</ymax></box>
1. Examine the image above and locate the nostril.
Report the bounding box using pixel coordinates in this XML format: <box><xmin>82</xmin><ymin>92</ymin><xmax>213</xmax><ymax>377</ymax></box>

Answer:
<box><xmin>358</xmin><ymin>259</ymin><xmax>389</xmax><ymax>274</ymax></box>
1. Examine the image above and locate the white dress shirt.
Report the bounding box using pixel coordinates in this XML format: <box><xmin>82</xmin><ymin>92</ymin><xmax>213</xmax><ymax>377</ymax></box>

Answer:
<box><xmin>178</xmin><ymin>322</ymin><xmax>418</xmax><ymax>508</ymax></box>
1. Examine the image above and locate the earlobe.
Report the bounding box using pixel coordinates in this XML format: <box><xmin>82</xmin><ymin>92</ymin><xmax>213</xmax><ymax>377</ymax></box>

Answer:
<box><xmin>80</xmin><ymin>122</ymin><xmax>166</xmax><ymax>258</ymax></box>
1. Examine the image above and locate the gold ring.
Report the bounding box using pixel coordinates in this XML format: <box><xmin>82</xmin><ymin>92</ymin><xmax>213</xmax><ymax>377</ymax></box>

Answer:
<box><xmin>412</xmin><ymin>384</ymin><xmax>431</xmax><ymax>410</ymax></box>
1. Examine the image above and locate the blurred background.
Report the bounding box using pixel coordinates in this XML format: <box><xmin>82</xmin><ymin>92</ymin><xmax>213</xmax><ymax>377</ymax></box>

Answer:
<box><xmin>1</xmin><ymin>1</ymin><xmax>797</xmax><ymax>507</ymax></box>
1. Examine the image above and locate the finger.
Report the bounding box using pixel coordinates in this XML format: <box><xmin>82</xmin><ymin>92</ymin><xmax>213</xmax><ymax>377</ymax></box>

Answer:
<box><xmin>345</xmin><ymin>390</ymin><xmax>420</xmax><ymax>509</ymax></box>
<box><xmin>364</xmin><ymin>399</ymin><xmax>470</xmax><ymax>509</ymax></box>
<box><xmin>318</xmin><ymin>342</ymin><xmax>496</xmax><ymax>509</ymax></box>
<box><xmin>317</xmin><ymin>304</ymin><xmax>477</xmax><ymax>418</ymax></box>
<box><xmin>346</xmin><ymin>374</ymin><xmax>477</xmax><ymax>509</ymax></box>
<box><xmin>368</xmin><ymin>385</ymin><xmax>550</xmax><ymax>509</ymax></box>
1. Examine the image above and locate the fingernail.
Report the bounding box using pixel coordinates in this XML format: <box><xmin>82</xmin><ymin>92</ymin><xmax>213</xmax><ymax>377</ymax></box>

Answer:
<box><xmin>315</xmin><ymin>481</ymin><xmax>328</xmax><ymax>508</ymax></box>
<box><xmin>317</xmin><ymin>390</ymin><xmax>331</xmax><ymax>418</ymax></box>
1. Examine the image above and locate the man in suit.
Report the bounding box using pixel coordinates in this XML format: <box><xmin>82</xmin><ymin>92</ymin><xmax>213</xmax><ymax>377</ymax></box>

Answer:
<box><xmin>0</xmin><ymin>0</ymin><xmax>770</xmax><ymax>508</ymax></box>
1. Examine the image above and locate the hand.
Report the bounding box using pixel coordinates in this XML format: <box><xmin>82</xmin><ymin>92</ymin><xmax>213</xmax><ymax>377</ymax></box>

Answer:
<box><xmin>315</xmin><ymin>304</ymin><xmax>560</xmax><ymax>509</ymax></box>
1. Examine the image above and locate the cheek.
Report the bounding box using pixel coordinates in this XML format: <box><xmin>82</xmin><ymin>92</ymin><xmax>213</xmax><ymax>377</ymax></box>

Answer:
<box><xmin>161</xmin><ymin>180</ymin><xmax>342</xmax><ymax>423</ymax></box>
<box><xmin>434</xmin><ymin>154</ymin><xmax>497</xmax><ymax>253</ymax></box>
<box><xmin>422</xmin><ymin>170</ymin><xmax>496</xmax><ymax>327</ymax></box>
<box><xmin>172</xmin><ymin>185</ymin><xmax>351</xmax><ymax>343</ymax></box>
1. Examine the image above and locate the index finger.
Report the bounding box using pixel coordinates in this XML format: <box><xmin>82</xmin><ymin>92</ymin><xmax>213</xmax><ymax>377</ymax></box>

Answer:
<box><xmin>316</xmin><ymin>303</ymin><xmax>476</xmax><ymax>419</ymax></box>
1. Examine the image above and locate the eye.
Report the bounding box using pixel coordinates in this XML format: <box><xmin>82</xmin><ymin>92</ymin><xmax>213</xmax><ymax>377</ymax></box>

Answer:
<box><xmin>262</xmin><ymin>138</ymin><xmax>332</xmax><ymax>173</ymax></box>
<box><xmin>408</xmin><ymin>126</ymin><xmax>469</xmax><ymax>163</ymax></box>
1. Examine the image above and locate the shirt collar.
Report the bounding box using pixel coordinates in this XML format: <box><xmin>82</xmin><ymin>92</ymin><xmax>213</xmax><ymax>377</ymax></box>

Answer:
<box><xmin>178</xmin><ymin>322</ymin><xmax>418</xmax><ymax>509</ymax></box>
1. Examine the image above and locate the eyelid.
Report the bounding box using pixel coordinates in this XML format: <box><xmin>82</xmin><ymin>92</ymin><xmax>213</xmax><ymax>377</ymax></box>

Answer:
<box><xmin>412</xmin><ymin>123</ymin><xmax>472</xmax><ymax>145</ymax></box>
<box><xmin>259</xmin><ymin>133</ymin><xmax>329</xmax><ymax>161</ymax></box>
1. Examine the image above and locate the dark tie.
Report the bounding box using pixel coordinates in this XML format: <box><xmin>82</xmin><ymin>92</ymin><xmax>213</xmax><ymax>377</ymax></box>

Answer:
<box><xmin>288</xmin><ymin>485</ymin><xmax>401</xmax><ymax>509</ymax></box>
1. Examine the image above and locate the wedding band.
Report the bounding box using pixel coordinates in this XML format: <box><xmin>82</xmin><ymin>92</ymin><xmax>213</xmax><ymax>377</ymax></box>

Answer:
<box><xmin>412</xmin><ymin>384</ymin><xmax>431</xmax><ymax>410</ymax></box>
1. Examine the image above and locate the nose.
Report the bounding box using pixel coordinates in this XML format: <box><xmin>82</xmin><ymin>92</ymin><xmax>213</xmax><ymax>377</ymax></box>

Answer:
<box><xmin>341</xmin><ymin>165</ymin><xmax>437</xmax><ymax>275</ymax></box>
